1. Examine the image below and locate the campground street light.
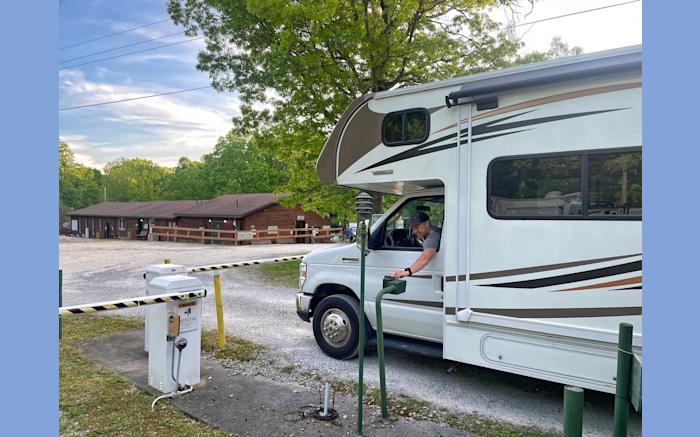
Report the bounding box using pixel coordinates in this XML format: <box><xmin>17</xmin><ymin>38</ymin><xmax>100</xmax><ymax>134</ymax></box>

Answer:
<box><xmin>354</xmin><ymin>192</ymin><xmax>372</xmax><ymax>436</ymax></box>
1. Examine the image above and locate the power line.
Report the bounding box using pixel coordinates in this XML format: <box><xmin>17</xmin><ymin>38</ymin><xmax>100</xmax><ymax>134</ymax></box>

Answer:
<box><xmin>59</xmin><ymin>85</ymin><xmax>213</xmax><ymax>111</ymax></box>
<box><xmin>60</xmin><ymin>18</ymin><xmax>172</xmax><ymax>50</ymax></box>
<box><xmin>59</xmin><ymin>31</ymin><xmax>186</xmax><ymax>64</ymax></box>
<box><xmin>59</xmin><ymin>37</ymin><xmax>205</xmax><ymax>70</ymax></box>
<box><xmin>498</xmin><ymin>0</ymin><xmax>640</xmax><ymax>33</ymax></box>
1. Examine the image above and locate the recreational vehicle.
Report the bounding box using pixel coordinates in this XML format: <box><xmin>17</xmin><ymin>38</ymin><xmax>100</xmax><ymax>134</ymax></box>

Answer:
<box><xmin>296</xmin><ymin>46</ymin><xmax>642</xmax><ymax>393</ymax></box>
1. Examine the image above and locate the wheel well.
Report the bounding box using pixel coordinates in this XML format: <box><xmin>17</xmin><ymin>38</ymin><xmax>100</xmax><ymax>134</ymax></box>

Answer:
<box><xmin>310</xmin><ymin>284</ymin><xmax>357</xmax><ymax>316</ymax></box>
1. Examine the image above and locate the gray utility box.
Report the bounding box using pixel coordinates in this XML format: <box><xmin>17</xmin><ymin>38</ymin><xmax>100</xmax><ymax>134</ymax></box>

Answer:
<box><xmin>147</xmin><ymin>274</ymin><xmax>203</xmax><ymax>394</ymax></box>
<box><xmin>144</xmin><ymin>264</ymin><xmax>187</xmax><ymax>352</ymax></box>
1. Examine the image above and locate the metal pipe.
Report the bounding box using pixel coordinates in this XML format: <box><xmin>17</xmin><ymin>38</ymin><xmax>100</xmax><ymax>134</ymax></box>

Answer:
<box><xmin>613</xmin><ymin>323</ymin><xmax>633</xmax><ymax>437</ymax></box>
<box><xmin>322</xmin><ymin>382</ymin><xmax>330</xmax><ymax>417</ymax></box>
<box><xmin>59</xmin><ymin>269</ymin><xmax>63</xmax><ymax>340</ymax></box>
<box><xmin>356</xmin><ymin>220</ymin><xmax>367</xmax><ymax>436</ymax></box>
<box><xmin>563</xmin><ymin>385</ymin><xmax>584</xmax><ymax>437</ymax></box>
<box><xmin>375</xmin><ymin>277</ymin><xmax>406</xmax><ymax>422</ymax></box>
<box><xmin>214</xmin><ymin>275</ymin><xmax>226</xmax><ymax>348</ymax></box>
<box><xmin>375</xmin><ymin>285</ymin><xmax>393</xmax><ymax>420</ymax></box>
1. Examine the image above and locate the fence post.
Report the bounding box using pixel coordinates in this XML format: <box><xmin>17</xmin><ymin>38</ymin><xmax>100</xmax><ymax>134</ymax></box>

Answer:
<box><xmin>563</xmin><ymin>385</ymin><xmax>584</xmax><ymax>437</ymax></box>
<box><xmin>613</xmin><ymin>323</ymin><xmax>633</xmax><ymax>437</ymax></box>
<box><xmin>214</xmin><ymin>275</ymin><xmax>226</xmax><ymax>349</ymax></box>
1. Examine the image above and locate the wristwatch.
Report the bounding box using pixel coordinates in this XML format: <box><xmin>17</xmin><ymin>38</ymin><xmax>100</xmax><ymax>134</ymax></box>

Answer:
<box><xmin>404</xmin><ymin>267</ymin><xmax>412</xmax><ymax>276</ymax></box>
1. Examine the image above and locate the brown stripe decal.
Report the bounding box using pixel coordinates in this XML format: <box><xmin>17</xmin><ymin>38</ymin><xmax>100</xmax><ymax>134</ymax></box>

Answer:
<box><xmin>470</xmin><ymin>254</ymin><xmax>640</xmax><ymax>280</ymax></box>
<box><xmin>384</xmin><ymin>299</ymin><xmax>442</xmax><ymax>308</ymax></box>
<box><xmin>472</xmin><ymin>307</ymin><xmax>642</xmax><ymax>318</ymax></box>
<box><xmin>432</xmin><ymin>82</ymin><xmax>641</xmax><ymax>135</ymax></box>
<box><xmin>559</xmin><ymin>276</ymin><xmax>642</xmax><ymax>292</ymax></box>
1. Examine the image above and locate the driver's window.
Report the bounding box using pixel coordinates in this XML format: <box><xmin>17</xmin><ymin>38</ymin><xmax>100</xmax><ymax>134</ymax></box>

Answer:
<box><xmin>383</xmin><ymin>196</ymin><xmax>444</xmax><ymax>250</ymax></box>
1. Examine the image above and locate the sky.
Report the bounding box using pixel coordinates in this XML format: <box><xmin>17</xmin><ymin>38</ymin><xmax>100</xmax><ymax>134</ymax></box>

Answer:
<box><xmin>58</xmin><ymin>0</ymin><xmax>642</xmax><ymax>170</ymax></box>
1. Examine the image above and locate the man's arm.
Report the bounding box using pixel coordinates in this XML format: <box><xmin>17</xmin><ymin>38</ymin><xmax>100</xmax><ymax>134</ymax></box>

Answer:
<box><xmin>391</xmin><ymin>247</ymin><xmax>437</xmax><ymax>279</ymax></box>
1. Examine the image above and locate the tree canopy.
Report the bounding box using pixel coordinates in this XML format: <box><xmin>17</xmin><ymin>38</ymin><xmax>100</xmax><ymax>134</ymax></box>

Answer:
<box><xmin>167</xmin><ymin>0</ymin><xmax>554</xmax><ymax>219</ymax></box>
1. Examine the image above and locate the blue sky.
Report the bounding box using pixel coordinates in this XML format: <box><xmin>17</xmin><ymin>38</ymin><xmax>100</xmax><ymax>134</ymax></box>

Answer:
<box><xmin>59</xmin><ymin>0</ymin><xmax>641</xmax><ymax>170</ymax></box>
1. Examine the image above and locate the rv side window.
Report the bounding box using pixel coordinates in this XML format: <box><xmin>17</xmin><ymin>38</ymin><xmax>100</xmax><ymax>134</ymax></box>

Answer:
<box><xmin>382</xmin><ymin>108</ymin><xmax>429</xmax><ymax>146</ymax></box>
<box><xmin>490</xmin><ymin>156</ymin><xmax>582</xmax><ymax>218</ymax></box>
<box><xmin>488</xmin><ymin>149</ymin><xmax>642</xmax><ymax>219</ymax></box>
<box><xmin>588</xmin><ymin>151</ymin><xmax>642</xmax><ymax>217</ymax></box>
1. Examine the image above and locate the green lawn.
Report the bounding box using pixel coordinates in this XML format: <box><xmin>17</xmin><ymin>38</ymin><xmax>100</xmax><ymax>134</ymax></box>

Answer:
<box><xmin>256</xmin><ymin>259</ymin><xmax>301</xmax><ymax>288</ymax></box>
<box><xmin>60</xmin><ymin>315</ymin><xmax>231</xmax><ymax>436</ymax></box>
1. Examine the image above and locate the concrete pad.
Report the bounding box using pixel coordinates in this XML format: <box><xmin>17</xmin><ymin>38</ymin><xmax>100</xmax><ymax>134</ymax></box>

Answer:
<box><xmin>77</xmin><ymin>329</ymin><xmax>475</xmax><ymax>436</ymax></box>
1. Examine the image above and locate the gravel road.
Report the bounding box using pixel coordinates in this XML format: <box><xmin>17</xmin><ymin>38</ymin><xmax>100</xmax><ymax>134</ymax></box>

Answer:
<box><xmin>60</xmin><ymin>237</ymin><xmax>642</xmax><ymax>436</ymax></box>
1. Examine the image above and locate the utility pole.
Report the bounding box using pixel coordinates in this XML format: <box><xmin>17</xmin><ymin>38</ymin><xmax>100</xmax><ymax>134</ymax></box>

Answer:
<box><xmin>104</xmin><ymin>186</ymin><xmax>107</xmax><ymax>203</ymax></box>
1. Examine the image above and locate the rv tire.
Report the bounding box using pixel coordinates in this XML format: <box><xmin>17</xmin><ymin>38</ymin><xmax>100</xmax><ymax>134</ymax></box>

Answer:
<box><xmin>313</xmin><ymin>294</ymin><xmax>366</xmax><ymax>360</ymax></box>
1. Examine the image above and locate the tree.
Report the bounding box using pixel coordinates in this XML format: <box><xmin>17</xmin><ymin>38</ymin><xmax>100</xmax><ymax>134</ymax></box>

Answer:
<box><xmin>59</xmin><ymin>141</ymin><xmax>103</xmax><ymax>225</ymax></box>
<box><xmin>102</xmin><ymin>158</ymin><xmax>173</xmax><ymax>201</ymax></box>
<box><xmin>199</xmin><ymin>131</ymin><xmax>287</xmax><ymax>197</ymax></box>
<box><xmin>168</xmin><ymin>0</ymin><xmax>535</xmax><ymax>218</ymax></box>
<box><xmin>163</xmin><ymin>157</ymin><xmax>209</xmax><ymax>200</ymax></box>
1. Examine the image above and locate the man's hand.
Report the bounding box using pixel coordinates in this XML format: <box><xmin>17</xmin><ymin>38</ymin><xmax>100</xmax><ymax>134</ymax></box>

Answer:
<box><xmin>391</xmin><ymin>269</ymin><xmax>409</xmax><ymax>279</ymax></box>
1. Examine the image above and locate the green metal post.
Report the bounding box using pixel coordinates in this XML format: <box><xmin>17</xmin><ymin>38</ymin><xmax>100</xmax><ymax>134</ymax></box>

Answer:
<box><xmin>375</xmin><ymin>285</ymin><xmax>392</xmax><ymax>420</ymax></box>
<box><xmin>356</xmin><ymin>220</ymin><xmax>366</xmax><ymax>436</ymax></box>
<box><xmin>613</xmin><ymin>323</ymin><xmax>633</xmax><ymax>437</ymax></box>
<box><xmin>59</xmin><ymin>269</ymin><xmax>63</xmax><ymax>340</ymax></box>
<box><xmin>563</xmin><ymin>385</ymin><xmax>584</xmax><ymax>437</ymax></box>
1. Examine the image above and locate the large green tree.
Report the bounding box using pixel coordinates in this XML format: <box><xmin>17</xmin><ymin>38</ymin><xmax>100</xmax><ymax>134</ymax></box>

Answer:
<box><xmin>168</xmin><ymin>0</ymin><xmax>536</xmax><ymax>219</ymax></box>
<box><xmin>102</xmin><ymin>158</ymin><xmax>173</xmax><ymax>201</ymax></box>
<box><xmin>199</xmin><ymin>131</ymin><xmax>287</xmax><ymax>196</ymax></box>
<box><xmin>59</xmin><ymin>141</ymin><xmax>103</xmax><ymax>225</ymax></box>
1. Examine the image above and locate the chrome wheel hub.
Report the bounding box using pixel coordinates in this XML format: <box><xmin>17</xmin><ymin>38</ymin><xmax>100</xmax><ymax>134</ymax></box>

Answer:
<box><xmin>320</xmin><ymin>308</ymin><xmax>351</xmax><ymax>347</ymax></box>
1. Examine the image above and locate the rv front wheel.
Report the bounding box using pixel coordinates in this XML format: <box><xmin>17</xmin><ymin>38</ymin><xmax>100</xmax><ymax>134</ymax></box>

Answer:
<box><xmin>312</xmin><ymin>294</ymin><xmax>365</xmax><ymax>360</ymax></box>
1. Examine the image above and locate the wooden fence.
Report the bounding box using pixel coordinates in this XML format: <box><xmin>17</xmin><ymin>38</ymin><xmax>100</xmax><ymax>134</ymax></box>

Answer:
<box><xmin>150</xmin><ymin>225</ymin><xmax>342</xmax><ymax>245</ymax></box>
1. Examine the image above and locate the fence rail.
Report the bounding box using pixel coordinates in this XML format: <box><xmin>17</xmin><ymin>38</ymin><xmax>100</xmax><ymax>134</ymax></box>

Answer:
<box><xmin>150</xmin><ymin>225</ymin><xmax>341</xmax><ymax>244</ymax></box>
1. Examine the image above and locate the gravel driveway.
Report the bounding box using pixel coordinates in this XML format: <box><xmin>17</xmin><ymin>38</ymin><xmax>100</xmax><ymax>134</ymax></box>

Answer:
<box><xmin>60</xmin><ymin>237</ymin><xmax>641</xmax><ymax>436</ymax></box>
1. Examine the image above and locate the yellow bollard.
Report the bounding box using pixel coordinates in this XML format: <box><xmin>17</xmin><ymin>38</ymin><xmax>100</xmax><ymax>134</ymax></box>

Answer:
<box><xmin>164</xmin><ymin>259</ymin><xmax>171</xmax><ymax>264</ymax></box>
<box><xmin>214</xmin><ymin>275</ymin><xmax>226</xmax><ymax>349</ymax></box>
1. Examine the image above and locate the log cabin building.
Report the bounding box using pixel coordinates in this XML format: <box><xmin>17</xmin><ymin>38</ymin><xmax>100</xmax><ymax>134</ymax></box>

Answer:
<box><xmin>68</xmin><ymin>193</ymin><xmax>330</xmax><ymax>244</ymax></box>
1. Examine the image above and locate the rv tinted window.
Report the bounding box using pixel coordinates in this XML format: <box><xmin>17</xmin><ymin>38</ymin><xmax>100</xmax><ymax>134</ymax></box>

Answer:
<box><xmin>406</xmin><ymin>110</ymin><xmax>428</xmax><ymax>142</ymax></box>
<box><xmin>490</xmin><ymin>156</ymin><xmax>583</xmax><ymax>217</ymax></box>
<box><xmin>588</xmin><ymin>151</ymin><xmax>642</xmax><ymax>216</ymax></box>
<box><xmin>383</xmin><ymin>113</ymin><xmax>403</xmax><ymax>144</ymax></box>
<box><xmin>382</xmin><ymin>108</ymin><xmax>429</xmax><ymax>146</ymax></box>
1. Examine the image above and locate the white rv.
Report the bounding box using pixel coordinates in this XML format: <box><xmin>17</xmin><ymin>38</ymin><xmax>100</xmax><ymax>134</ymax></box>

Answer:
<box><xmin>296</xmin><ymin>46</ymin><xmax>641</xmax><ymax>394</ymax></box>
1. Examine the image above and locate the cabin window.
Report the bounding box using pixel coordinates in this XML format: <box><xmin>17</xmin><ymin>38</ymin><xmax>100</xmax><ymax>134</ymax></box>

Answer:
<box><xmin>488</xmin><ymin>148</ymin><xmax>641</xmax><ymax>220</ymax></box>
<box><xmin>118</xmin><ymin>218</ymin><xmax>126</xmax><ymax>230</ymax></box>
<box><xmin>382</xmin><ymin>108</ymin><xmax>429</xmax><ymax>146</ymax></box>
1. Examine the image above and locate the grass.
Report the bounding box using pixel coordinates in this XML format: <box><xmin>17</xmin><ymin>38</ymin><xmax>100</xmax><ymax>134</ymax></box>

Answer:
<box><xmin>60</xmin><ymin>315</ymin><xmax>230</xmax><ymax>437</ymax></box>
<box><xmin>201</xmin><ymin>329</ymin><xmax>263</xmax><ymax>361</ymax></box>
<box><xmin>256</xmin><ymin>259</ymin><xmax>301</xmax><ymax>288</ymax></box>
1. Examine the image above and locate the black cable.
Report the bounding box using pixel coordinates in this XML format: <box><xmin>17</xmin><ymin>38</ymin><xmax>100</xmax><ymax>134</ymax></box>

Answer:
<box><xmin>60</xmin><ymin>18</ymin><xmax>172</xmax><ymax>50</ymax></box>
<box><xmin>59</xmin><ymin>37</ymin><xmax>205</xmax><ymax>70</ymax></box>
<box><xmin>497</xmin><ymin>0</ymin><xmax>640</xmax><ymax>33</ymax></box>
<box><xmin>58</xmin><ymin>86</ymin><xmax>213</xmax><ymax>111</ymax></box>
<box><xmin>59</xmin><ymin>31</ymin><xmax>186</xmax><ymax>64</ymax></box>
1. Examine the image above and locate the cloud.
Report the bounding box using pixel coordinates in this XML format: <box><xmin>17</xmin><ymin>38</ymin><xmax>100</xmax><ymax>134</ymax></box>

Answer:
<box><xmin>59</xmin><ymin>69</ymin><xmax>240</xmax><ymax>169</ymax></box>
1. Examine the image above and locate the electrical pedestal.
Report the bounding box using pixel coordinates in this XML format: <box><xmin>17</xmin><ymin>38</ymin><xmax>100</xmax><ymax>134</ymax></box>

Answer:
<box><xmin>144</xmin><ymin>263</ymin><xmax>187</xmax><ymax>352</ymax></box>
<box><xmin>147</xmin><ymin>274</ymin><xmax>203</xmax><ymax>394</ymax></box>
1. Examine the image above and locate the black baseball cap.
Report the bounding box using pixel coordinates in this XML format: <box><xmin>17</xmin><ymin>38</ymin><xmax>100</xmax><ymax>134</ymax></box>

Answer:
<box><xmin>407</xmin><ymin>212</ymin><xmax>430</xmax><ymax>228</ymax></box>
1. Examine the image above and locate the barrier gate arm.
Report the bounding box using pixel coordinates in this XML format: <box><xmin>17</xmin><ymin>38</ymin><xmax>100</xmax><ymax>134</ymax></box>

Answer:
<box><xmin>187</xmin><ymin>255</ymin><xmax>305</xmax><ymax>273</ymax></box>
<box><xmin>59</xmin><ymin>290</ymin><xmax>207</xmax><ymax>316</ymax></box>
